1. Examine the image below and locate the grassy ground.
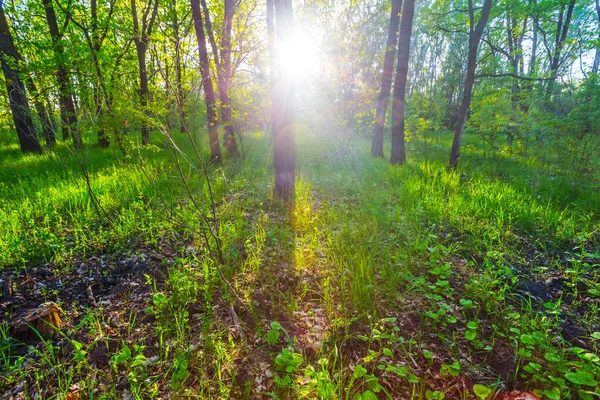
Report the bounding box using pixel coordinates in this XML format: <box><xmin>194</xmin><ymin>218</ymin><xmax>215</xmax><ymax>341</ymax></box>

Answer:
<box><xmin>0</xmin><ymin>127</ymin><xmax>599</xmax><ymax>399</ymax></box>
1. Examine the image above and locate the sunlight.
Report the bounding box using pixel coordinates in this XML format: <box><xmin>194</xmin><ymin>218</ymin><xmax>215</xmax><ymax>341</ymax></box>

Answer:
<box><xmin>277</xmin><ymin>29</ymin><xmax>321</xmax><ymax>79</ymax></box>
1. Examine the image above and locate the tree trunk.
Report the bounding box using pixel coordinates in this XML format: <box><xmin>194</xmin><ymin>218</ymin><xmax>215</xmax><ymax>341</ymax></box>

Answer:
<box><xmin>191</xmin><ymin>0</ymin><xmax>222</xmax><ymax>163</ymax></box>
<box><xmin>273</xmin><ymin>0</ymin><xmax>295</xmax><ymax>201</ymax></box>
<box><xmin>389</xmin><ymin>0</ymin><xmax>415</xmax><ymax>165</ymax></box>
<box><xmin>371</xmin><ymin>0</ymin><xmax>402</xmax><ymax>158</ymax></box>
<box><xmin>43</xmin><ymin>0</ymin><xmax>80</xmax><ymax>148</ymax></box>
<box><xmin>449</xmin><ymin>0</ymin><xmax>493</xmax><ymax>168</ymax></box>
<box><xmin>134</xmin><ymin>40</ymin><xmax>151</xmax><ymax>144</ymax></box>
<box><xmin>171</xmin><ymin>0</ymin><xmax>188</xmax><ymax>133</ymax></box>
<box><xmin>219</xmin><ymin>0</ymin><xmax>238</xmax><ymax>156</ymax></box>
<box><xmin>546</xmin><ymin>0</ymin><xmax>576</xmax><ymax>97</ymax></box>
<box><xmin>24</xmin><ymin>74</ymin><xmax>55</xmax><ymax>147</ymax></box>
<box><xmin>593</xmin><ymin>0</ymin><xmax>599</xmax><ymax>74</ymax></box>
<box><xmin>0</xmin><ymin>4</ymin><xmax>41</xmax><ymax>153</ymax></box>
<box><xmin>131</xmin><ymin>0</ymin><xmax>158</xmax><ymax>145</ymax></box>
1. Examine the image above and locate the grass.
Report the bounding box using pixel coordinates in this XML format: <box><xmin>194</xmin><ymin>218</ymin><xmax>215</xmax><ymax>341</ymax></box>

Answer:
<box><xmin>0</xmin><ymin>126</ymin><xmax>599</xmax><ymax>399</ymax></box>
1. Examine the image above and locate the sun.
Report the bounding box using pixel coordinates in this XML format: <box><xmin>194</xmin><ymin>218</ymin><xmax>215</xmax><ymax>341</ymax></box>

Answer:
<box><xmin>277</xmin><ymin>28</ymin><xmax>321</xmax><ymax>79</ymax></box>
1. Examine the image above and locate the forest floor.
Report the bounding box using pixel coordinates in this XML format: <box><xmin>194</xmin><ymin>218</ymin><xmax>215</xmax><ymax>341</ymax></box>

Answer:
<box><xmin>0</xmin><ymin>129</ymin><xmax>599</xmax><ymax>400</ymax></box>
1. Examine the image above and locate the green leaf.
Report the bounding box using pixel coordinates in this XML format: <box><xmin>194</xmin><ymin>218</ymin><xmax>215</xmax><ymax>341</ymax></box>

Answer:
<box><xmin>590</xmin><ymin>332</ymin><xmax>600</xmax><ymax>340</ymax></box>
<box><xmin>542</xmin><ymin>387</ymin><xmax>561</xmax><ymax>400</ymax></box>
<box><xmin>565</xmin><ymin>371</ymin><xmax>598</xmax><ymax>386</ymax></box>
<box><xmin>473</xmin><ymin>384</ymin><xmax>492</xmax><ymax>399</ymax></box>
<box><xmin>266</xmin><ymin>329</ymin><xmax>280</xmax><ymax>345</ymax></box>
<box><xmin>544</xmin><ymin>353</ymin><xmax>561</xmax><ymax>362</ymax></box>
<box><xmin>465</xmin><ymin>330</ymin><xmax>477</xmax><ymax>340</ymax></box>
<box><xmin>520</xmin><ymin>334</ymin><xmax>536</xmax><ymax>345</ymax></box>
<box><xmin>270</xmin><ymin>321</ymin><xmax>283</xmax><ymax>330</ymax></box>
<box><xmin>423</xmin><ymin>349</ymin><xmax>434</xmax><ymax>359</ymax></box>
<box><xmin>152</xmin><ymin>292</ymin><xmax>167</xmax><ymax>307</ymax></box>
<box><xmin>382</xmin><ymin>347</ymin><xmax>393</xmax><ymax>357</ymax></box>
<box><xmin>467</xmin><ymin>321</ymin><xmax>478</xmax><ymax>330</ymax></box>
<box><xmin>354</xmin><ymin>364</ymin><xmax>367</xmax><ymax>379</ymax></box>
<box><xmin>459</xmin><ymin>299</ymin><xmax>473</xmax><ymax>308</ymax></box>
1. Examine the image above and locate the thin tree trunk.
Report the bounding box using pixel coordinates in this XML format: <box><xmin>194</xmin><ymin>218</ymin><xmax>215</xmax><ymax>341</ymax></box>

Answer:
<box><xmin>273</xmin><ymin>0</ymin><xmax>294</xmax><ymax>201</ymax></box>
<box><xmin>219</xmin><ymin>0</ymin><xmax>238</xmax><ymax>155</ymax></box>
<box><xmin>546</xmin><ymin>0</ymin><xmax>576</xmax><ymax>97</ymax></box>
<box><xmin>449</xmin><ymin>0</ymin><xmax>493</xmax><ymax>168</ymax></box>
<box><xmin>43</xmin><ymin>0</ymin><xmax>80</xmax><ymax>148</ymax></box>
<box><xmin>25</xmin><ymin>75</ymin><xmax>55</xmax><ymax>147</ymax></box>
<box><xmin>172</xmin><ymin>0</ymin><xmax>188</xmax><ymax>133</ymax></box>
<box><xmin>131</xmin><ymin>0</ymin><xmax>158</xmax><ymax>145</ymax></box>
<box><xmin>0</xmin><ymin>3</ymin><xmax>40</xmax><ymax>153</ymax></box>
<box><xmin>593</xmin><ymin>0</ymin><xmax>599</xmax><ymax>74</ymax></box>
<box><xmin>389</xmin><ymin>0</ymin><xmax>415</xmax><ymax>165</ymax></box>
<box><xmin>191</xmin><ymin>0</ymin><xmax>222</xmax><ymax>163</ymax></box>
<box><xmin>371</xmin><ymin>0</ymin><xmax>402</xmax><ymax>158</ymax></box>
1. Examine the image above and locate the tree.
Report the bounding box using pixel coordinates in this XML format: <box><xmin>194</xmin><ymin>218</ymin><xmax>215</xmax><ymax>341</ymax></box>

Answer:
<box><xmin>389</xmin><ymin>0</ymin><xmax>415</xmax><ymax>165</ymax></box>
<box><xmin>371</xmin><ymin>0</ymin><xmax>402</xmax><ymax>158</ymax></box>
<box><xmin>273</xmin><ymin>0</ymin><xmax>294</xmax><ymax>201</ymax></box>
<box><xmin>0</xmin><ymin>1</ymin><xmax>40</xmax><ymax>153</ymax></box>
<box><xmin>199</xmin><ymin>0</ymin><xmax>239</xmax><ymax>156</ymax></box>
<box><xmin>43</xmin><ymin>0</ymin><xmax>80</xmax><ymax>148</ymax></box>
<box><xmin>131</xmin><ymin>0</ymin><xmax>159</xmax><ymax>145</ymax></box>
<box><xmin>449</xmin><ymin>0</ymin><xmax>493</xmax><ymax>168</ymax></box>
<box><xmin>190</xmin><ymin>0</ymin><xmax>222</xmax><ymax>163</ymax></box>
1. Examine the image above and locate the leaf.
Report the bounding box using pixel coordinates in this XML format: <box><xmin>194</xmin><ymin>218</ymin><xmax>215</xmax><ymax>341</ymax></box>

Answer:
<box><xmin>152</xmin><ymin>293</ymin><xmax>166</xmax><ymax>307</ymax></box>
<box><xmin>270</xmin><ymin>321</ymin><xmax>282</xmax><ymax>330</ymax></box>
<box><xmin>565</xmin><ymin>370</ymin><xmax>598</xmax><ymax>386</ymax></box>
<box><xmin>459</xmin><ymin>299</ymin><xmax>473</xmax><ymax>308</ymax></box>
<box><xmin>590</xmin><ymin>332</ymin><xmax>600</xmax><ymax>340</ymax></box>
<box><xmin>266</xmin><ymin>329</ymin><xmax>280</xmax><ymax>345</ymax></box>
<box><xmin>473</xmin><ymin>384</ymin><xmax>492</xmax><ymax>399</ymax></box>
<box><xmin>520</xmin><ymin>334</ymin><xmax>536</xmax><ymax>345</ymax></box>
<box><xmin>354</xmin><ymin>364</ymin><xmax>367</xmax><ymax>379</ymax></box>
<box><xmin>467</xmin><ymin>321</ymin><xmax>478</xmax><ymax>330</ymax></box>
<box><xmin>542</xmin><ymin>387</ymin><xmax>561</xmax><ymax>400</ymax></box>
<box><xmin>544</xmin><ymin>353</ymin><xmax>561</xmax><ymax>362</ymax></box>
<box><xmin>465</xmin><ymin>330</ymin><xmax>477</xmax><ymax>340</ymax></box>
<box><xmin>382</xmin><ymin>347</ymin><xmax>393</xmax><ymax>357</ymax></box>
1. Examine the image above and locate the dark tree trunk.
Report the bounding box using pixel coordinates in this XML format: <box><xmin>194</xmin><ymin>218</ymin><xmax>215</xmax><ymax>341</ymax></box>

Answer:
<box><xmin>273</xmin><ymin>0</ymin><xmax>295</xmax><ymax>201</ymax></box>
<box><xmin>134</xmin><ymin>40</ymin><xmax>150</xmax><ymax>144</ymax></box>
<box><xmin>0</xmin><ymin>4</ymin><xmax>41</xmax><ymax>153</ymax></box>
<box><xmin>371</xmin><ymin>0</ymin><xmax>402</xmax><ymax>158</ymax></box>
<box><xmin>171</xmin><ymin>0</ymin><xmax>187</xmax><ymax>133</ymax></box>
<box><xmin>389</xmin><ymin>0</ymin><xmax>415</xmax><ymax>165</ymax></box>
<box><xmin>131</xmin><ymin>0</ymin><xmax>158</xmax><ymax>145</ymax></box>
<box><xmin>43</xmin><ymin>0</ymin><xmax>80</xmax><ymax>148</ymax></box>
<box><xmin>191</xmin><ymin>0</ymin><xmax>222</xmax><ymax>163</ymax></box>
<box><xmin>219</xmin><ymin>0</ymin><xmax>238</xmax><ymax>156</ymax></box>
<box><xmin>546</xmin><ymin>0</ymin><xmax>576</xmax><ymax>97</ymax></box>
<box><xmin>593</xmin><ymin>0</ymin><xmax>599</xmax><ymax>74</ymax></box>
<box><xmin>449</xmin><ymin>0</ymin><xmax>493</xmax><ymax>168</ymax></box>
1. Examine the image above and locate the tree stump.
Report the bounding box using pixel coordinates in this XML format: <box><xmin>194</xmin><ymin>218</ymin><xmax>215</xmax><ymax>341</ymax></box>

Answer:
<box><xmin>9</xmin><ymin>301</ymin><xmax>63</xmax><ymax>339</ymax></box>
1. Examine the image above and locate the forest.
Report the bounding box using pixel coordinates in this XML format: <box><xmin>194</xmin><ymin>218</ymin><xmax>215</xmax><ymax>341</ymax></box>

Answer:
<box><xmin>0</xmin><ymin>0</ymin><xmax>599</xmax><ymax>398</ymax></box>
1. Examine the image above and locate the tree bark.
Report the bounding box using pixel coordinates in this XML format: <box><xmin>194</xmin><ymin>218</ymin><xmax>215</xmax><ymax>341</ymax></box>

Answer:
<box><xmin>546</xmin><ymin>0</ymin><xmax>576</xmax><ymax>97</ymax></box>
<box><xmin>219</xmin><ymin>0</ymin><xmax>238</xmax><ymax>156</ymax></box>
<box><xmin>25</xmin><ymin>75</ymin><xmax>55</xmax><ymax>147</ymax></box>
<box><xmin>273</xmin><ymin>0</ymin><xmax>294</xmax><ymax>201</ymax></box>
<box><xmin>0</xmin><ymin>3</ymin><xmax>41</xmax><ymax>153</ymax></box>
<box><xmin>171</xmin><ymin>0</ymin><xmax>188</xmax><ymax>133</ymax></box>
<box><xmin>449</xmin><ymin>0</ymin><xmax>493</xmax><ymax>168</ymax></box>
<box><xmin>191</xmin><ymin>0</ymin><xmax>222</xmax><ymax>163</ymax></box>
<box><xmin>389</xmin><ymin>0</ymin><xmax>415</xmax><ymax>165</ymax></box>
<box><xmin>43</xmin><ymin>0</ymin><xmax>80</xmax><ymax>148</ymax></box>
<box><xmin>131</xmin><ymin>0</ymin><xmax>158</xmax><ymax>145</ymax></box>
<box><xmin>199</xmin><ymin>0</ymin><xmax>239</xmax><ymax>156</ymax></box>
<box><xmin>593</xmin><ymin>0</ymin><xmax>599</xmax><ymax>74</ymax></box>
<box><xmin>371</xmin><ymin>0</ymin><xmax>402</xmax><ymax>158</ymax></box>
